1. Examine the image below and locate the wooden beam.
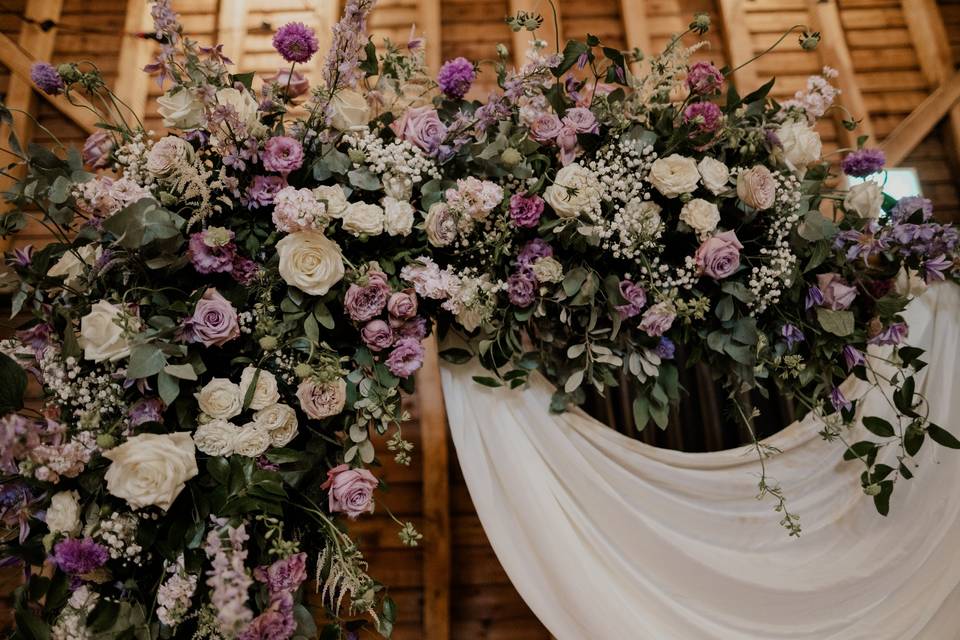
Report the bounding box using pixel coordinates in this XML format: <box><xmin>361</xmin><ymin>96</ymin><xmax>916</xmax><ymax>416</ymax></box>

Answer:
<box><xmin>510</xmin><ymin>0</ymin><xmax>563</xmax><ymax>69</ymax></box>
<box><xmin>717</xmin><ymin>0</ymin><xmax>760</xmax><ymax>94</ymax></box>
<box><xmin>114</xmin><ymin>0</ymin><xmax>154</xmax><ymax>123</ymax></box>
<box><xmin>417</xmin><ymin>335</ymin><xmax>450</xmax><ymax>640</ymax></box>
<box><xmin>881</xmin><ymin>72</ymin><xmax>960</xmax><ymax>166</ymax></box>
<box><xmin>618</xmin><ymin>0</ymin><xmax>649</xmax><ymax>76</ymax></box>
<box><xmin>217</xmin><ymin>0</ymin><xmax>248</xmax><ymax>70</ymax></box>
<box><xmin>419</xmin><ymin>0</ymin><xmax>442</xmax><ymax>73</ymax></box>
<box><xmin>805</xmin><ymin>0</ymin><xmax>875</xmax><ymax>148</ymax></box>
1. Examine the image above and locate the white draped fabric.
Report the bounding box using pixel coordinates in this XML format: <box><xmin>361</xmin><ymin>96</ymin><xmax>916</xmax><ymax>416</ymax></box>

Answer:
<box><xmin>440</xmin><ymin>283</ymin><xmax>960</xmax><ymax>640</ymax></box>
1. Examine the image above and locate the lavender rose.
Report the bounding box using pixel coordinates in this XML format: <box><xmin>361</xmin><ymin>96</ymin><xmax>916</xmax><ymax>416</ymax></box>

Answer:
<box><xmin>529</xmin><ymin>113</ymin><xmax>563</xmax><ymax>142</ymax></box>
<box><xmin>361</xmin><ymin>320</ymin><xmax>395</xmax><ymax>351</ymax></box>
<box><xmin>390</xmin><ymin>105</ymin><xmax>447</xmax><ymax>154</ymax></box>
<box><xmin>561</xmin><ymin>107</ymin><xmax>599</xmax><ymax>134</ymax></box>
<box><xmin>616</xmin><ymin>280</ymin><xmax>647</xmax><ymax>319</ymax></box>
<box><xmin>639</xmin><ymin>301</ymin><xmax>676</xmax><ymax>337</ymax></box>
<box><xmin>694</xmin><ymin>230</ymin><xmax>743</xmax><ymax>280</ymax></box>
<box><xmin>296</xmin><ymin>378</ymin><xmax>347</xmax><ymax>420</ymax></box>
<box><xmin>321</xmin><ymin>464</ymin><xmax>378</xmax><ymax>519</ymax></box>
<box><xmin>816</xmin><ymin>273</ymin><xmax>857</xmax><ymax>310</ymax></box>
<box><xmin>189</xmin><ymin>288</ymin><xmax>240</xmax><ymax>347</ymax></box>
<box><xmin>387</xmin><ymin>290</ymin><xmax>418</xmax><ymax>322</ymax></box>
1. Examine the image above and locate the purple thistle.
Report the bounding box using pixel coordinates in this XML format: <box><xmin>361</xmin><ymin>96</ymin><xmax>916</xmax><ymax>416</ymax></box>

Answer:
<box><xmin>923</xmin><ymin>254</ymin><xmax>951</xmax><ymax>282</ymax></box>
<box><xmin>53</xmin><ymin>538</ymin><xmax>108</xmax><ymax>575</ymax></box>
<box><xmin>842</xmin><ymin>345</ymin><xmax>865</xmax><ymax>370</ymax></box>
<box><xmin>437</xmin><ymin>57</ymin><xmax>476</xmax><ymax>99</ymax></box>
<box><xmin>655</xmin><ymin>337</ymin><xmax>676</xmax><ymax>360</ymax></box>
<box><xmin>869</xmin><ymin>322</ymin><xmax>908</xmax><ymax>346</ymax></box>
<box><xmin>840</xmin><ymin>148</ymin><xmax>885</xmax><ymax>177</ymax></box>
<box><xmin>830</xmin><ymin>387</ymin><xmax>852</xmax><ymax>413</ymax></box>
<box><xmin>30</xmin><ymin>62</ymin><xmax>64</xmax><ymax>95</ymax></box>
<box><xmin>273</xmin><ymin>23</ymin><xmax>319</xmax><ymax>64</ymax></box>
<box><xmin>781</xmin><ymin>324</ymin><xmax>805</xmax><ymax>350</ymax></box>
<box><xmin>805</xmin><ymin>286</ymin><xmax>823</xmax><ymax>310</ymax></box>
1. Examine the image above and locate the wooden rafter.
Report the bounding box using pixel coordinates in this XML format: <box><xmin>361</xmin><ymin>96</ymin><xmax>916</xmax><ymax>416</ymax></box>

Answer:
<box><xmin>114</xmin><ymin>0</ymin><xmax>155</xmax><ymax>124</ymax></box>
<box><xmin>717</xmin><ymin>0</ymin><xmax>760</xmax><ymax>94</ymax></box>
<box><xmin>805</xmin><ymin>0</ymin><xmax>875</xmax><ymax>148</ymax></box>
<box><xmin>618</xmin><ymin>0</ymin><xmax>649</xmax><ymax>76</ymax></box>
<box><xmin>217</xmin><ymin>0</ymin><xmax>248</xmax><ymax>70</ymax></box>
<box><xmin>418</xmin><ymin>335</ymin><xmax>451</xmax><ymax>640</ymax></box>
<box><xmin>881</xmin><ymin>72</ymin><xmax>960</xmax><ymax>167</ymax></box>
<box><xmin>509</xmin><ymin>0</ymin><xmax>563</xmax><ymax>69</ymax></box>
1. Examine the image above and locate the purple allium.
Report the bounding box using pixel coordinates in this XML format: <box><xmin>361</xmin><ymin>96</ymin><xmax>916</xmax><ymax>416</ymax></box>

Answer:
<box><xmin>272</xmin><ymin>22</ymin><xmax>319</xmax><ymax>64</ymax></box>
<box><xmin>385</xmin><ymin>337</ymin><xmax>425</xmax><ymax>378</ymax></box>
<box><xmin>781</xmin><ymin>324</ymin><xmax>805</xmax><ymax>350</ymax></box>
<box><xmin>683</xmin><ymin>101</ymin><xmax>723</xmax><ymax>133</ymax></box>
<box><xmin>842</xmin><ymin>345</ymin><xmax>865</xmax><ymax>370</ymax></box>
<box><xmin>261</xmin><ymin>136</ymin><xmax>304</xmax><ymax>175</ymax></box>
<box><xmin>437</xmin><ymin>57</ymin><xmax>476</xmax><ymax>99</ymax></box>
<box><xmin>655</xmin><ymin>337</ymin><xmax>676</xmax><ymax>360</ymax></box>
<box><xmin>841</xmin><ymin>148</ymin><xmax>885</xmax><ymax>177</ymax></box>
<box><xmin>924</xmin><ymin>254</ymin><xmax>951</xmax><ymax>282</ymax></box>
<box><xmin>128</xmin><ymin>397</ymin><xmax>165</xmax><ymax>426</ymax></box>
<box><xmin>53</xmin><ymin>538</ymin><xmax>108</xmax><ymax>575</ymax></box>
<box><xmin>509</xmin><ymin>193</ymin><xmax>545</xmax><ymax>229</ymax></box>
<box><xmin>830</xmin><ymin>387</ymin><xmax>851</xmax><ymax>413</ymax></box>
<box><xmin>868</xmin><ymin>322</ymin><xmax>908</xmax><ymax>346</ymax></box>
<box><xmin>245</xmin><ymin>175</ymin><xmax>287</xmax><ymax>209</ymax></box>
<box><xmin>685</xmin><ymin>61</ymin><xmax>723</xmax><ymax>95</ymax></box>
<box><xmin>507</xmin><ymin>270</ymin><xmax>537</xmax><ymax>308</ymax></box>
<box><xmin>890</xmin><ymin>195</ymin><xmax>933</xmax><ymax>223</ymax></box>
<box><xmin>616</xmin><ymin>280</ymin><xmax>647</xmax><ymax>319</ymax></box>
<box><xmin>188</xmin><ymin>229</ymin><xmax>237</xmax><ymax>275</ymax></box>
<box><xmin>517</xmin><ymin>238</ymin><xmax>553</xmax><ymax>267</ymax></box>
<box><xmin>805</xmin><ymin>285</ymin><xmax>823</xmax><ymax>310</ymax></box>
<box><xmin>30</xmin><ymin>62</ymin><xmax>64</xmax><ymax>95</ymax></box>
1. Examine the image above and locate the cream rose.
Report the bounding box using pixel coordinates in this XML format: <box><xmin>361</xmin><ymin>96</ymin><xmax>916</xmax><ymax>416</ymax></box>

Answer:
<box><xmin>253</xmin><ymin>403</ymin><xmax>299</xmax><ymax>447</ymax></box>
<box><xmin>341</xmin><ymin>202</ymin><xmax>384</xmax><ymax>237</ymax></box>
<box><xmin>214</xmin><ymin>87</ymin><xmax>264</xmax><ymax>138</ymax></box>
<box><xmin>79</xmin><ymin>300</ymin><xmax>133</xmax><ymax>363</ymax></box>
<box><xmin>777</xmin><ymin>120</ymin><xmax>822</xmax><ymax>172</ymax></box>
<box><xmin>383</xmin><ymin>173</ymin><xmax>413</xmax><ymax>201</ymax></box>
<box><xmin>296</xmin><ymin>378</ymin><xmax>347</xmax><ymax>420</ymax></box>
<box><xmin>195</xmin><ymin>378</ymin><xmax>243</xmax><ymax>419</ymax></box>
<box><xmin>679</xmin><ymin>198</ymin><xmax>721</xmax><ymax>235</ymax></box>
<box><xmin>46</xmin><ymin>490</ymin><xmax>81</xmax><ymax>534</ymax></box>
<box><xmin>192</xmin><ymin>419</ymin><xmax>240</xmax><ymax>457</ymax></box>
<box><xmin>103</xmin><ymin>433</ymin><xmax>198</xmax><ymax>511</ymax></box>
<box><xmin>232</xmin><ymin>425</ymin><xmax>272</xmax><ymax>457</ymax></box>
<box><xmin>313</xmin><ymin>185</ymin><xmax>349</xmax><ymax>218</ymax></box>
<box><xmin>329</xmin><ymin>89</ymin><xmax>370</xmax><ymax>131</ymax></box>
<box><xmin>424</xmin><ymin>202</ymin><xmax>458</xmax><ymax>247</ymax></box>
<box><xmin>698</xmin><ymin>157</ymin><xmax>730</xmax><ymax>195</ymax></box>
<box><xmin>48</xmin><ymin>245</ymin><xmax>101</xmax><ymax>289</ymax></box>
<box><xmin>382</xmin><ymin>197</ymin><xmax>415</xmax><ymax>236</ymax></box>
<box><xmin>532</xmin><ymin>256</ymin><xmax>564</xmax><ymax>283</ymax></box>
<box><xmin>157</xmin><ymin>88</ymin><xmax>204</xmax><ymax>129</ymax></box>
<box><xmin>276</xmin><ymin>230</ymin><xmax>345</xmax><ymax>296</ymax></box>
<box><xmin>146</xmin><ymin>136</ymin><xmax>194</xmax><ymax>177</ymax></box>
<box><xmin>543</xmin><ymin>163</ymin><xmax>601</xmax><ymax>218</ymax></box>
<box><xmin>844</xmin><ymin>181</ymin><xmax>883</xmax><ymax>219</ymax></box>
<box><xmin>648</xmin><ymin>154</ymin><xmax>700</xmax><ymax>198</ymax></box>
<box><xmin>736</xmin><ymin>165</ymin><xmax>776</xmax><ymax>210</ymax></box>
<box><xmin>238</xmin><ymin>367</ymin><xmax>280</xmax><ymax>411</ymax></box>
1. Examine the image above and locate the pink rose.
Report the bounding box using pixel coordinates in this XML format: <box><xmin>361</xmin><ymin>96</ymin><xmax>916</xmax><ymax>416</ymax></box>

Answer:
<box><xmin>736</xmin><ymin>165</ymin><xmax>776</xmax><ymax>210</ymax></box>
<box><xmin>387</xmin><ymin>290</ymin><xmax>418</xmax><ymax>322</ymax></box>
<box><xmin>296</xmin><ymin>378</ymin><xmax>346</xmax><ymax>420</ymax></box>
<box><xmin>390</xmin><ymin>105</ymin><xmax>447</xmax><ymax>153</ymax></box>
<box><xmin>694</xmin><ymin>230</ymin><xmax>743</xmax><ymax>280</ymax></box>
<box><xmin>561</xmin><ymin>107</ymin><xmax>598</xmax><ymax>134</ymax></box>
<box><xmin>189</xmin><ymin>288</ymin><xmax>240</xmax><ymax>347</ymax></box>
<box><xmin>82</xmin><ymin>130</ymin><xmax>114</xmax><ymax>169</ymax></box>
<box><xmin>344</xmin><ymin>274</ymin><xmax>391</xmax><ymax>323</ymax></box>
<box><xmin>639</xmin><ymin>302</ymin><xmax>676</xmax><ymax>337</ymax></box>
<box><xmin>361</xmin><ymin>319</ymin><xmax>394</xmax><ymax>351</ymax></box>
<box><xmin>529</xmin><ymin>113</ymin><xmax>563</xmax><ymax>142</ymax></box>
<box><xmin>321</xmin><ymin>464</ymin><xmax>378</xmax><ymax>518</ymax></box>
<box><xmin>817</xmin><ymin>273</ymin><xmax>857</xmax><ymax>310</ymax></box>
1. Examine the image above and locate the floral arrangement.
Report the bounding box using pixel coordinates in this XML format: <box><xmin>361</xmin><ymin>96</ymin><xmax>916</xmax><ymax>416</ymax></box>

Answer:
<box><xmin>1</xmin><ymin>1</ymin><xmax>959</xmax><ymax>639</ymax></box>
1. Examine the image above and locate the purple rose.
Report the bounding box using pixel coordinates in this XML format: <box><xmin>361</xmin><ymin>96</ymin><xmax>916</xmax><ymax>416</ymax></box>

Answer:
<box><xmin>507</xmin><ymin>270</ymin><xmax>537</xmax><ymax>307</ymax></box>
<box><xmin>189</xmin><ymin>288</ymin><xmax>240</xmax><ymax>347</ymax></box>
<box><xmin>517</xmin><ymin>238</ymin><xmax>553</xmax><ymax>266</ymax></box>
<box><xmin>816</xmin><ymin>273</ymin><xmax>857</xmax><ymax>311</ymax></box>
<box><xmin>344</xmin><ymin>276</ymin><xmax>390</xmax><ymax>323</ymax></box>
<box><xmin>246</xmin><ymin>175</ymin><xmax>287</xmax><ymax>209</ymax></box>
<box><xmin>321</xmin><ymin>464</ymin><xmax>378</xmax><ymax>519</ymax></box>
<box><xmin>390</xmin><ymin>105</ymin><xmax>447</xmax><ymax>154</ymax></box>
<box><xmin>639</xmin><ymin>302</ymin><xmax>676</xmax><ymax>337</ymax></box>
<box><xmin>509</xmin><ymin>193</ymin><xmax>545</xmax><ymax>229</ymax></box>
<box><xmin>385</xmin><ymin>337</ymin><xmax>425</xmax><ymax>377</ymax></box>
<box><xmin>683</xmin><ymin>101</ymin><xmax>723</xmax><ymax>133</ymax></box>
<box><xmin>616</xmin><ymin>280</ymin><xmax>647</xmax><ymax>319</ymax></box>
<box><xmin>556</xmin><ymin>125</ymin><xmax>579</xmax><ymax>166</ymax></box>
<box><xmin>694</xmin><ymin>230</ymin><xmax>743</xmax><ymax>280</ymax></box>
<box><xmin>561</xmin><ymin>107</ymin><xmax>598</xmax><ymax>134</ymax></box>
<box><xmin>361</xmin><ymin>319</ymin><xmax>395</xmax><ymax>352</ymax></box>
<box><xmin>387</xmin><ymin>290</ymin><xmax>418</xmax><ymax>322</ymax></box>
<box><xmin>262</xmin><ymin>136</ymin><xmax>304</xmax><ymax>175</ymax></box>
<box><xmin>82</xmin><ymin>130</ymin><xmax>114</xmax><ymax>169</ymax></box>
<box><xmin>686</xmin><ymin>61</ymin><xmax>723</xmax><ymax>94</ymax></box>
<box><xmin>529</xmin><ymin>113</ymin><xmax>563</xmax><ymax>142</ymax></box>
<box><xmin>188</xmin><ymin>229</ymin><xmax>237</xmax><ymax>275</ymax></box>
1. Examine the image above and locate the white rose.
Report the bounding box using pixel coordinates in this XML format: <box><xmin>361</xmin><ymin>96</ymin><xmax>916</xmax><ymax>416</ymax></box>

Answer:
<box><xmin>531</xmin><ymin>256</ymin><xmax>564</xmax><ymax>283</ymax></box>
<box><xmin>146</xmin><ymin>136</ymin><xmax>194</xmax><ymax>177</ymax></box>
<box><xmin>232</xmin><ymin>425</ymin><xmax>273</xmax><ymax>457</ymax></box>
<box><xmin>276</xmin><ymin>230</ymin><xmax>345</xmax><ymax>296</ymax></box>
<box><xmin>894</xmin><ymin>266</ymin><xmax>927</xmax><ymax>297</ymax></box>
<box><xmin>329</xmin><ymin>89</ymin><xmax>370</xmax><ymax>131</ymax></box>
<box><xmin>648</xmin><ymin>154</ymin><xmax>700</xmax><ymax>198</ymax></box>
<box><xmin>424</xmin><ymin>202</ymin><xmax>458</xmax><ymax>247</ymax></box>
<box><xmin>156</xmin><ymin>89</ymin><xmax>204</xmax><ymax>130</ymax></box>
<box><xmin>238</xmin><ymin>367</ymin><xmax>280</xmax><ymax>411</ymax></box>
<box><xmin>382</xmin><ymin>197</ymin><xmax>415</xmax><ymax>236</ymax></box>
<box><xmin>313</xmin><ymin>185</ymin><xmax>349</xmax><ymax>218</ymax></box>
<box><xmin>195</xmin><ymin>378</ymin><xmax>243</xmax><ymax>419</ymax></box>
<box><xmin>253</xmin><ymin>403</ymin><xmax>299</xmax><ymax>447</ymax></box>
<box><xmin>383</xmin><ymin>173</ymin><xmax>413</xmax><ymax>201</ymax></box>
<box><xmin>623</xmin><ymin>199</ymin><xmax>663</xmax><ymax>238</ymax></box>
<box><xmin>679</xmin><ymin>198</ymin><xmax>721</xmax><ymax>235</ymax></box>
<box><xmin>192</xmin><ymin>419</ymin><xmax>240</xmax><ymax>457</ymax></box>
<box><xmin>543</xmin><ymin>163</ymin><xmax>601</xmax><ymax>218</ymax></box>
<box><xmin>777</xmin><ymin>120</ymin><xmax>822</xmax><ymax>172</ymax></box>
<box><xmin>736</xmin><ymin>165</ymin><xmax>777</xmax><ymax>210</ymax></box>
<box><xmin>48</xmin><ymin>244</ymin><xmax>102</xmax><ymax>289</ymax></box>
<box><xmin>103</xmin><ymin>433</ymin><xmax>198</xmax><ymax>511</ymax></box>
<box><xmin>46</xmin><ymin>490</ymin><xmax>81</xmax><ymax>534</ymax></box>
<box><xmin>79</xmin><ymin>300</ymin><xmax>133</xmax><ymax>363</ymax></box>
<box><xmin>843</xmin><ymin>181</ymin><xmax>883</xmax><ymax>219</ymax></box>
<box><xmin>341</xmin><ymin>202</ymin><xmax>385</xmax><ymax>236</ymax></box>
<box><xmin>214</xmin><ymin>87</ymin><xmax>264</xmax><ymax>138</ymax></box>
<box><xmin>697</xmin><ymin>157</ymin><xmax>730</xmax><ymax>195</ymax></box>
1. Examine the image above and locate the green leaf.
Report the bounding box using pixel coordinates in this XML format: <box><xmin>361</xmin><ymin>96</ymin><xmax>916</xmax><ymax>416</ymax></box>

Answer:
<box><xmin>816</xmin><ymin>308</ymin><xmax>855</xmax><ymax>337</ymax></box>
<box><xmin>894</xmin><ymin>376</ymin><xmax>917</xmax><ymax>416</ymax></box>
<box><xmin>15</xmin><ymin>608</ymin><xmax>50</xmax><ymax>640</ymax></box>
<box><xmin>347</xmin><ymin>168</ymin><xmax>381</xmax><ymax>191</ymax></box>
<box><xmin>843</xmin><ymin>440</ymin><xmax>877</xmax><ymax>461</ymax></box>
<box><xmin>439</xmin><ymin>348</ymin><xmax>473</xmax><ymax>364</ymax></box>
<box><xmin>873</xmin><ymin>480</ymin><xmax>893</xmax><ymax>516</ymax></box>
<box><xmin>862</xmin><ymin>416</ymin><xmax>895</xmax><ymax>438</ymax></box>
<box><xmin>798</xmin><ymin>210</ymin><xmax>838</xmax><ymax>242</ymax></box>
<box><xmin>904</xmin><ymin>425</ymin><xmax>925</xmax><ymax>456</ymax></box>
<box><xmin>0</xmin><ymin>351</ymin><xmax>27</xmax><ymax>416</ymax></box>
<box><xmin>157</xmin><ymin>370</ymin><xmax>180</xmax><ymax>405</ymax></box>
<box><xmin>472</xmin><ymin>376</ymin><xmax>502</xmax><ymax>388</ymax></box>
<box><xmin>127</xmin><ymin>344</ymin><xmax>167</xmax><ymax>379</ymax></box>
<box><xmin>562</xmin><ymin>267</ymin><xmax>588</xmax><ymax>297</ymax></box>
<box><xmin>101</xmin><ymin>198</ymin><xmax>183</xmax><ymax>249</ymax></box>
<box><xmin>927</xmin><ymin>423</ymin><xmax>960</xmax><ymax>449</ymax></box>
<box><xmin>553</xmin><ymin>39</ymin><xmax>591</xmax><ymax>78</ymax></box>
<box><xmin>163</xmin><ymin>363</ymin><xmax>197</xmax><ymax>380</ymax></box>
<box><xmin>715</xmin><ymin>296</ymin><xmax>734</xmax><ymax>321</ymax></box>
<box><xmin>564</xmin><ymin>369</ymin><xmax>584</xmax><ymax>393</ymax></box>
<box><xmin>632</xmin><ymin>395</ymin><xmax>650</xmax><ymax>432</ymax></box>
<box><xmin>49</xmin><ymin>176</ymin><xmax>72</xmax><ymax>204</ymax></box>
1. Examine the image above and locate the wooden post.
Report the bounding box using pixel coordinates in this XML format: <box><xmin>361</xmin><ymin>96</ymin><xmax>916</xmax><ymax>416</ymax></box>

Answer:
<box><xmin>217</xmin><ymin>0</ymin><xmax>248</xmax><ymax>70</ymax></box>
<box><xmin>618</xmin><ymin>0</ymin><xmax>649</xmax><ymax>76</ymax></box>
<box><xmin>881</xmin><ymin>73</ymin><xmax>960</xmax><ymax>167</ymax></box>
<box><xmin>509</xmin><ymin>0</ymin><xmax>563</xmax><ymax>69</ymax></box>
<box><xmin>418</xmin><ymin>335</ymin><xmax>450</xmax><ymax>640</ymax></box>
<box><xmin>717</xmin><ymin>0</ymin><xmax>760</xmax><ymax>94</ymax></box>
<box><xmin>420</xmin><ymin>0</ymin><xmax>442</xmax><ymax>73</ymax></box>
<box><xmin>805</xmin><ymin>0</ymin><xmax>875</xmax><ymax>148</ymax></box>
<box><xmin>114</xmin><ymin>0</ymin><xmax>155</xmax><ymax>124</ymax></box>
